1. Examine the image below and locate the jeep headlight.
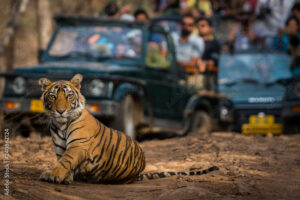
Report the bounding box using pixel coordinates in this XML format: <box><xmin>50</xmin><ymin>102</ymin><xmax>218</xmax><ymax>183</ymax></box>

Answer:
<box><xmin>88</xmin><ymin>79</ymin><xmax>105</xmax><ymax>96</ymax></box>
<box><xmin>220</xmin><ymin>105</ymin><xmax>230</xmax><ymax>120</ymax></box>
<box><xmin>221</xmin><ymin>106</ymin><xmax>229</xmax><ymax>116</ymax></box>
<box><xmin>294</xmin><ymin>82</ymin><xmax>300</xmax><ymax>98</ymax></box>
<box><xmin>220</xmin><ymin>100</ymin><xmax>233</xmax><ymax>121</ymax></box>
<box><xmin>12</xmin><ymin>76</ymin><xmax>26</xmax><ymax>95</ymax></box>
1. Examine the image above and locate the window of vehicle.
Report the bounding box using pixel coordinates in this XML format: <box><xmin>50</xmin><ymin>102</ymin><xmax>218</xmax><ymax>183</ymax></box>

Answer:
<box><xmin>219</xmin><ymin>51</ymin><xmax>292</xmax><ymax>86</ymax></box>
<box><xmin>146</xmin><ymin>32</ymin><xmax>171</xmax><ymax>69</ymax></box>
<box><xmin>48</xmin><ymin>26</ymin><xmax>143</xmax><ymax>60</ymax></box>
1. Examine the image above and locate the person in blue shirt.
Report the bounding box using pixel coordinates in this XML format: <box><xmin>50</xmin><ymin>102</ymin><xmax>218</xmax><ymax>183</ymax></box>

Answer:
<box><xmin>134</xmin><ymin>9</ymin><xmax>163</xmax><ymax>44</ymax></box>
<box><xmin>228</xmin><ymin>12</ymin><xmax>259</xmax><ymax>51</ymax></box>
<box><xmin>275</xmin><ymin>16</ymin><xmax>300</xmax><ymax>52</ymax></box>
<box><xmin>134</xmin><ymin>9</ymin><xmax>168</xmax><ymax>58</ymax></box>
<box><xmin>274</xmin><ymin>15</ymin><xmax>300</xmax><ymax>69</ymax></box>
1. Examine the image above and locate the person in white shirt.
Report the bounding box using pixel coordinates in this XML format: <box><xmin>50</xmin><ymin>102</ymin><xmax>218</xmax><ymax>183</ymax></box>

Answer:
<box><xmin>172</xmin><ymin>14</ymin><xmax>205</xmax><ymax>88</ymax></box>
<box><xmin>255</xmin><ymin>0</ymin><xmax>295</xmax><ymax>48</ymax></box>
<box><xmin>102</xmin><ymin>2</ymin><xmax>135</xmax><ymax>22</ymax></box>
<box><xmin>172</xmin><ymin>14</ymin><xmax>205</xmax><ymax>73</ymax></box>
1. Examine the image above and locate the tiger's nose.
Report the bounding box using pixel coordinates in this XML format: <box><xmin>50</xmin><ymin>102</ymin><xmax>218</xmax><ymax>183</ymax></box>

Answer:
<box><xmin>56</xmin><ymin>108</ymin><xmax>66</xmax><ymax>114</ymax></box>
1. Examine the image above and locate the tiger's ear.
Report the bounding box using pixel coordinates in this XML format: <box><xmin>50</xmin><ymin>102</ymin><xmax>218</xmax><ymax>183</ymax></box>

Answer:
<box><xmin>70</xmin><ymin>74</ymin><xmax>83</xmax><ymax>89</ymax></box>
<box><xmin>38</xmin><ymin>78</ymin><xmax>52</xmax><ymax>92</ymax></box>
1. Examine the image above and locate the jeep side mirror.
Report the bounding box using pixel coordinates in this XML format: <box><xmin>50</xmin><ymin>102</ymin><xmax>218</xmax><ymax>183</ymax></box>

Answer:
<box><xmin>38</xmin><ymin>49</ymin><xmax>45</xmax><ymax>63</ymax></box>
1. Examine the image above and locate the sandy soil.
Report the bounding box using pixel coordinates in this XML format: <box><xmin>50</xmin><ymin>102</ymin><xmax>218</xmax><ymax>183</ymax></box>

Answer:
<box><xmin>1</xmin><ymin>132</ymin><xmax>300</xmax><ymax>200</ymax></box>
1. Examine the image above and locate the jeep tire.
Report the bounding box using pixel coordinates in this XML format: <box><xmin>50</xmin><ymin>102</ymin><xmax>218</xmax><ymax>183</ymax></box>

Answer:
<box><xmin>284</xmin><ymin>119</ymin><xmax>300</xmax><ymax>134</ymax></box>
<box><xmin>112</xmin><ymin>95</ymin><xmax>137</xmax><ymax>139</ymax></box>
<box><xmin>191</xmin><ymin>110</ymin><xmax>212</xmax><ymax>134</ymax></box>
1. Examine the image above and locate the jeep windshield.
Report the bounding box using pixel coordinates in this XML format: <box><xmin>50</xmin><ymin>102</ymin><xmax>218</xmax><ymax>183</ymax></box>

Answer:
<box><xmin>219</xmin><ymin>51</ymin><xmax>292</xmax><ymax>86</ymax></box>
<box><xmin>47</xmin><ymin>25</ymin><xmax>143</xmax><ymax>61</ymax></box>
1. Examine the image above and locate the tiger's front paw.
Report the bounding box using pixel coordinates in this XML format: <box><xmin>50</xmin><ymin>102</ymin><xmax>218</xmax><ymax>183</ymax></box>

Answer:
<box><xmin>62</xmin><ymin>172</ymin><xmax>74</xmax><ymax>185</ymax></box>
<box><xmin>40</xmin><ymin>166</ymin><xmax>70</xmax><ymax>184</ymax></box>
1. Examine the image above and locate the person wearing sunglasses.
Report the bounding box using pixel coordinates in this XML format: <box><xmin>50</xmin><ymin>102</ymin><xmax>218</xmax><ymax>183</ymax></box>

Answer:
<box><xmin>172</xmin><ymin>14</ymin><xmax>205</xmax><ymax>87</ymax></box>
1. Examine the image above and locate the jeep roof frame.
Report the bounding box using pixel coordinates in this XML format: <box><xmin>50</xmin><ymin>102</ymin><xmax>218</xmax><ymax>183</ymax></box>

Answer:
<box><xmin>54</xmin><ymin>13</ymin><xmax>168</xmax><ymax>33</ymax></box>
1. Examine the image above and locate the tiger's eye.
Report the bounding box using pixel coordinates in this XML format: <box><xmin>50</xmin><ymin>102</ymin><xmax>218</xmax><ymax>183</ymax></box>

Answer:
<box><xmin>68</xmin><ymin>93</ymin><xmax>74</xmax><ymax>99</ymax></box>
<box><xmin>49</xmin><ymin>94</ymin><xmax>56</xmax><ymax>100</ymax></box>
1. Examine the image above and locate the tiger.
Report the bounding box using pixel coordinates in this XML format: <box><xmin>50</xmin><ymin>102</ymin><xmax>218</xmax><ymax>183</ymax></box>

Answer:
<box><xmin>38</xmin><ymin>74</ymin><xmax>219</xmax><ymax>184</ymax></box>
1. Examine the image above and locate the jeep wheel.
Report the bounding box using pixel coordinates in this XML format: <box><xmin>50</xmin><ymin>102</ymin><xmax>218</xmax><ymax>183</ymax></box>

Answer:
<box><xmin>112</xmin><ymin>95</ymin><xmax>137</xmax><ymax>139</ymax></box>
<box><xmin>284</xmin><ymin>120</ymin><xmax>300</xmax><ymax>134</ymax></box>
<box><xmin>191</xmin><ymin>111</ymin><xmax>212</xmax><ymax>134</ymax></box>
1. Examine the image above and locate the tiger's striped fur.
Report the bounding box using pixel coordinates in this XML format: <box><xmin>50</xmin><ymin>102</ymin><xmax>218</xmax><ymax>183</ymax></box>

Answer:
<box><xmin>38</xmin><ymin>74</ymin><xmax>218</xmax><ymax>184</ymax></box>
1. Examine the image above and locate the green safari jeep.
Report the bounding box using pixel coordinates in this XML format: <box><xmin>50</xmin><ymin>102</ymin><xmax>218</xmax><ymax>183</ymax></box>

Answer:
<box><xmin>0</xmin><ymin>14</ymin><xmax>233</xmax><ymax>139</ymax></box>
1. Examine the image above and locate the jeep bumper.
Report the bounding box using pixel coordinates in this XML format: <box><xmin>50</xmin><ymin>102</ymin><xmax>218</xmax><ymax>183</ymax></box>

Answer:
<box><xmin>233</xmin><ymin>103</ymin><xmax>283</xmax><ymax>134</ymax></box>
<box><xmin>282</xmin><ymin>101</ymin><xmax>300</xmax><ymax>119</ymax></box>
<box><xmin>0</xmin><ymin>98</ymin><xmax>120</xmax><ymax>119</ymax></box>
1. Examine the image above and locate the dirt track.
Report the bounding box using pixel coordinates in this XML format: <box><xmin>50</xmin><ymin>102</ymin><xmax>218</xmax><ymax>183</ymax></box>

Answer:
<box><xmin>1</xmin><ymin>132</ymin><xmax>300</xmax><ymax>200</ymax></box>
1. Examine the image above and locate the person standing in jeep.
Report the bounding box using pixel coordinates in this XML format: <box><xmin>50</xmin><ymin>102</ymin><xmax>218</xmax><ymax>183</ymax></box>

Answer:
<box><xmin>172</xmin><ymin>14</ymin><xmax>205</xmax><ymax>88</ymax></box>
<box><xmin>197</xmin><ymin>17</ymin><xmax>220</xmax><ymax>91</ymax></box>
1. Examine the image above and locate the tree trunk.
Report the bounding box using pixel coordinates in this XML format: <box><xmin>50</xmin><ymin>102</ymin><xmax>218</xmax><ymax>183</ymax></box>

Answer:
<box><xmin>0</xmin><ymin>0</ymin><xmax>30</xmax><ymax>72</ymax></box>
<box><xmin>35</xmin><ymin>0</ymin><xmax>52</xmax><ymax>50</ymax></box>
<box><xmin>5</xmin><ymin>32</ymin><xmax>15</xmax><ymax>72</ymax></box>
<box><xmin>0</xmin><ymin>0</ymin><xmax>29</xmax><ymax>102</ymax></box>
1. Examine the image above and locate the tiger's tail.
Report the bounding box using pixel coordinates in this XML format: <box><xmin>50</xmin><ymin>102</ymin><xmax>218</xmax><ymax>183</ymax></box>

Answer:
<box><xmin>137</xmin><ymin>166</ymin><xmax>219</xmax><ymax>181</ymax></box>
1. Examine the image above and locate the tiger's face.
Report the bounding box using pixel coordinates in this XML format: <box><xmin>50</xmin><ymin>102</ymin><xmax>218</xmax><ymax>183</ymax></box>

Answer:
<box><xmin>39</xmin><ymin>74</ymin><xmax>85</xmax><ymax>123</ymax></box>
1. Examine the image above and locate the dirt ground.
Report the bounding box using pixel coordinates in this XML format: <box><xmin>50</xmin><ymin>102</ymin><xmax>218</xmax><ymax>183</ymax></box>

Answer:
<box><xmin>1</xmin><ymin>131</ymin><xmax>300</xmax><ymax>200</ymax></box>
